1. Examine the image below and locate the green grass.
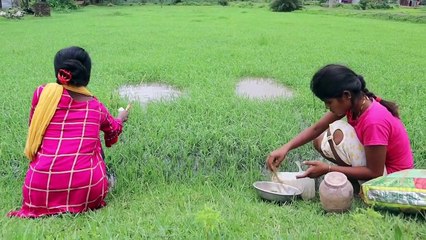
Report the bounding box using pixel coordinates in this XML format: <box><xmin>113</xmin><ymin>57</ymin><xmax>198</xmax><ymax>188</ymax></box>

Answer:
<box><xmin>1</xmin><ymin>5</ymin><xmax>425</xmax><ymax>238</ymax></box>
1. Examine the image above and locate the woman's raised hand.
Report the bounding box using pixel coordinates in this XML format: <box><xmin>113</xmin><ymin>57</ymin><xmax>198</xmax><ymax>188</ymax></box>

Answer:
<box><xmin>266</xmin><ymin>146</ymin><xmax>289</xmax><ymax>172</ymax></box>
<box><xmin>118</xmin><ymin>104</ymin><xmax>131</xmax><ymax>123</ymax></box>
<box><xmin>118</xmin><ymin>110</ymin><xmax>129</xmax><ymax>123</ymax></box>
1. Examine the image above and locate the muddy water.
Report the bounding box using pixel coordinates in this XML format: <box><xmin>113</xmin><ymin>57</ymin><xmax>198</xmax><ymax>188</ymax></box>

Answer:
<box><xmin>236</xmin><ymin>78</ymin><xmax>293</xmax><ymax>100</ymax></box>
<box><xmin>118</xmin><ymin>84</ymin><xmax>182</xmax><ymax>106</ymax></box>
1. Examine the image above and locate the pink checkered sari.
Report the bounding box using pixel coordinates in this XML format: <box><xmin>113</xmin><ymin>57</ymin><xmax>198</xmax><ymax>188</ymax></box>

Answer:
<box><xmin>8</xmin><ymin>85</ymin><xmax>123</xmax><ymax>218</ymax></box>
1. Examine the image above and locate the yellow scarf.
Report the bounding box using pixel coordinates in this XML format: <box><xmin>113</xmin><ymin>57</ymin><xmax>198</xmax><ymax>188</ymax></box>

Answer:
<box><xmin>24</xmin><ymin>83</ymin><xmax>93</xmax><ymax>161</ymax></box>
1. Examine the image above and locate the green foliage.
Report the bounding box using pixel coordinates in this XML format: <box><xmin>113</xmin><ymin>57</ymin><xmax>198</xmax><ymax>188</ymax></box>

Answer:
<box><xmin>304</xmin><ymin>4</ymin><xmax>426</xmax><ymax>23</ymax></box>
<box><xmin>195</xmin><ymin>205</ymin><xmax>222</xmax><ymax>237</ymax></box>
<box><xmin>47</xmin><ymin>0</ymin><xmax>78</xmax><ymax>10</ymax></box>
<box><xmin>303</xmin><ymin>0</ymin><xmax>322</xmax><ymax>5</ymax></box>
<box><xmin>100</xmin><ymin>0</ymin><xmax>221</xmax><ymax>5</ymax></box>
<box><xmin>352</xmin><ymin>3</ymin><xmax>362</xmax><ymax>9</ymax></box>
<box><xmin>218</xmin><ymin>0</ymin><xmax>228</xmax><ymax>6</ymax></box>
<box><xmin>270</xmin><ymin>0</ymin><xmax>302</xmax><ymax>12</ymax></box>
<box><xmin>359</xmin><ymin>0</ymin><xmax>369</xmax><ymax>9</ymax></box>
<box><xmin>358</xmin><ymin>0</ymin><xmax>391</xmax><ymax>10</ymax></box>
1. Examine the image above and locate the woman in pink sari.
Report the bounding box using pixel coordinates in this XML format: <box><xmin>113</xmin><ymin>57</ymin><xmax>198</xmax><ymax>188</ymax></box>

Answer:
<box><xmin>8</xmin><ymin>46</ymin><xmax>129</xmax><ymax>218</ymax></box>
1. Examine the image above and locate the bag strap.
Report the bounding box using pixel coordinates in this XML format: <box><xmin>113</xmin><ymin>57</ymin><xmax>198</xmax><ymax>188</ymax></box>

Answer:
<box><xmin>327</xmin><ymin>128</ymin><xmax>350</xmax><ymax>167</ymax></box>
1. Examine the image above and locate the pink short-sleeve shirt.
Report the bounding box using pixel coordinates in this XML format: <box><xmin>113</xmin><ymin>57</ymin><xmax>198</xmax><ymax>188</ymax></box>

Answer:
<box><xmin>347</xmin><ymin>100</ymin><xmax>414</xmax><ymax>174</ymax></box>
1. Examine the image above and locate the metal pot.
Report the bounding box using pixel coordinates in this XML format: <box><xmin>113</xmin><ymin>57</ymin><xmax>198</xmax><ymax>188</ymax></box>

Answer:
<box><xmin>253</xmin><ymin>181</ymin><xmax>302</xmax><ymax>203</ymax></box>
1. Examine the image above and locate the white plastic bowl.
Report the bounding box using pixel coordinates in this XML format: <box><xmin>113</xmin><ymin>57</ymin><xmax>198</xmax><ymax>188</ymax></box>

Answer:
<box><xmin>270</xmin><ymin>161</ymin><xmax>316</xmax><ymax>200</ymax></box>
<box><xmin>272</xmin><ymin>172</ymin><xmax>316</xmax><ymax>200</ymax></box>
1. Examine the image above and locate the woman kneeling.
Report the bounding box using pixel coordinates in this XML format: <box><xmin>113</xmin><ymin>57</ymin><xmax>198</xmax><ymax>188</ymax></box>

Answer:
<box><xmin>267</xmin><ymin>64</ymin><xmax>414</xmax><ymax>188</ymax></box>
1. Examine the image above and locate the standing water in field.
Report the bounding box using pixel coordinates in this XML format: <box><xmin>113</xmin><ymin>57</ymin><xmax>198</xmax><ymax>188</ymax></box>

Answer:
<box><xmin>236</xmin><ymin>78</ymin><xmax>293</xmax><ymax>100</ymax></box>
<box><xmin>118</xmin><ymin>84</ymin><xmax>182</xmax><ymax>107</ymax></box>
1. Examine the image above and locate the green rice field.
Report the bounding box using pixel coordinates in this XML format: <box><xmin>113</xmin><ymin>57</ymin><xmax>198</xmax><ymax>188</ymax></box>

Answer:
<box><xmin>0</xmin><ymin>5</ymin><xmax>425</xmax><ymax>239</ymax></box>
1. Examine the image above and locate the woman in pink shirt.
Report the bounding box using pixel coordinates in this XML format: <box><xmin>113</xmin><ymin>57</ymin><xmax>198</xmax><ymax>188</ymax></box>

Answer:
<box><xmin>266</xmin><ymin>64</ymin><xmax>414</xmax><ymax>186</ymax></box>
<box><xmin>8</xmin><ymin>46</ymin><xmax>129</xmax><ymax>218</ymax></box>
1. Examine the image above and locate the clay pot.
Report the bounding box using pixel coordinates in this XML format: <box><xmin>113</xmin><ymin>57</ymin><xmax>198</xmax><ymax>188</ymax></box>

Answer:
<box><xmin>319</xmin><ymin>172</ymin><xmax>353</xmax><ymax>213</ymax></box>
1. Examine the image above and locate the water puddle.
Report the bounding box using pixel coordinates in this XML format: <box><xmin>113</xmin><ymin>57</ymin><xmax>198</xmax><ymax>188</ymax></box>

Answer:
<box><xmin>118</xmin><ymin>83</ymin><xmax>182</xmax><ymax>106</ymax></box>
<box><xmin>236</xmin><ymin>78</ymin><xmax>293</xmax><ymax>100</ymax></box>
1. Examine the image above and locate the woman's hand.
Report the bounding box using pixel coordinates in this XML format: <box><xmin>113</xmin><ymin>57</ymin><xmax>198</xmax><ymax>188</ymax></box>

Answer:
<box><xmin>296</xmin><ymin>161</ymin><xmax>328</xmax><ymax>178</ymax></box>
<box><xmin>118</xmin><ymin>110</ymin><xmax>129</xmax><ymax>123</ymax></box>
<box><xmin>266</xmin><ymin>146</ymin><xmax>289</xmax><ymax>172</ymax></box>
<box><xmin>117</xmin><ymin>104</ymin><xmax>131</xmax><ymax>123</ymax></box>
